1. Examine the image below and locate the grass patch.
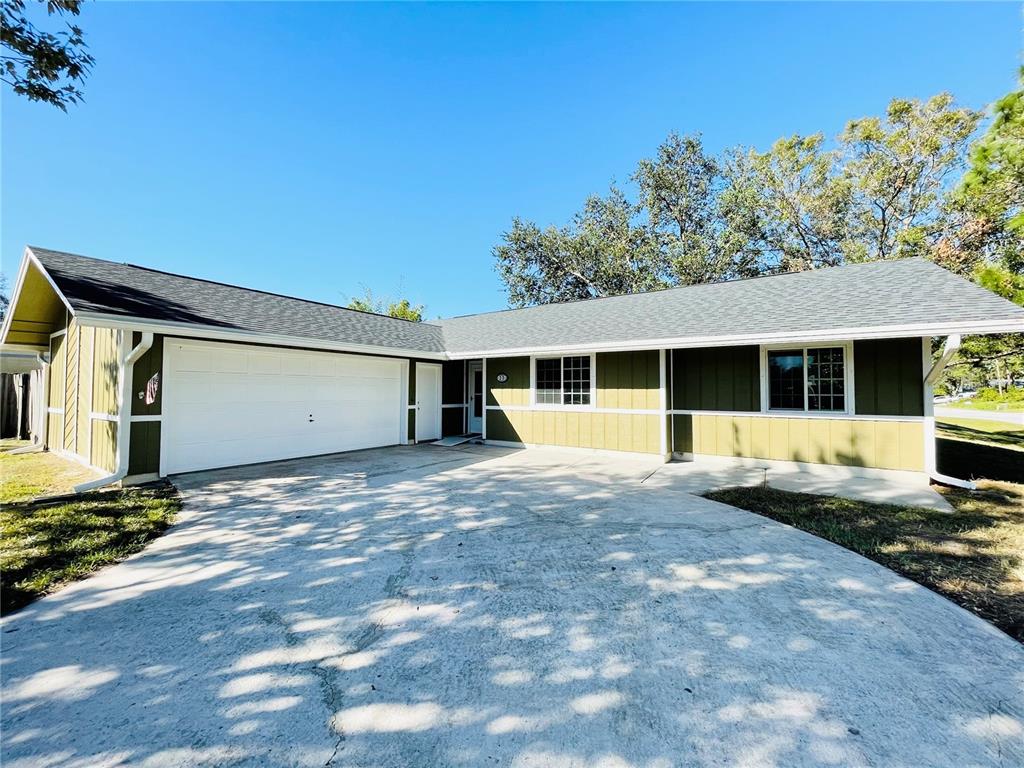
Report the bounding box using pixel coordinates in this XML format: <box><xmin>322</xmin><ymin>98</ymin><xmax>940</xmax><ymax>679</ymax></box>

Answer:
<box><xmin>0</xmin><ymin>442</ymin><xmax>102</xmax><ymax>503</ymax></box>
<box><xmin>704</xmin><ymin>482</ymin><xmax>1024</xmax><ymax>642</ymax></box>
<box><xmin>0</xmin><ymin>483</ymin><xmax>180</xmax><ymax>614</ymax></box>
<box><xmin>937</xmin><ymin>418</ymin><xmax>1024</xmax><ymax>451</ymax></box>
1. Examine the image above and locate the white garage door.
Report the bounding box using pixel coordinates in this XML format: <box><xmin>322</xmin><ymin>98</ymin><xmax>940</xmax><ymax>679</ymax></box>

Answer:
<box><xmin>162</xmin><ymin>339</ymin><xmax>404</xmax><ymax>474</ymax></box>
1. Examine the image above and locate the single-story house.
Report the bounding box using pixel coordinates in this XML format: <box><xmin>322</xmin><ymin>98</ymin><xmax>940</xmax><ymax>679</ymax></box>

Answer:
<box><xmin>2</xmin><ymin>246</ymin><xmax>1022</xmax><ymax>490</ymax></box>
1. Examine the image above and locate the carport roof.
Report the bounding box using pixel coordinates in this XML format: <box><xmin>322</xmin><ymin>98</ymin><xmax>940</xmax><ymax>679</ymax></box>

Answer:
<box><xmin>4</xmin><ymin>246</ymin><xmax>1023</xmax><ymax>357</ymax></box>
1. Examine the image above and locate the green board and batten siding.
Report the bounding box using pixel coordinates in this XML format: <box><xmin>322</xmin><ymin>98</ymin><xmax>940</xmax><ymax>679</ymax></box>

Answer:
<box><xmin>126</xmin><ymin>333</ymin><xmax>164</xmax><ymax>476</ymax></box>
<box><xmin>484</xmin><ymin>352</ymin><xmax>663</xmax><ymax>455</ymax></box>
<box><xmin>670</xmin><ymin>339</ymin><xmax>926</xmax><ymax>471</ymax></box>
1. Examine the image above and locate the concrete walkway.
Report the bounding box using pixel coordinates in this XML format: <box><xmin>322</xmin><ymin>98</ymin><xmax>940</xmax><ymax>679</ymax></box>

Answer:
<box><xmin>2</xmin><ymin>445</ymin><xmax>1021</xmax><ymax>768</ymax></box>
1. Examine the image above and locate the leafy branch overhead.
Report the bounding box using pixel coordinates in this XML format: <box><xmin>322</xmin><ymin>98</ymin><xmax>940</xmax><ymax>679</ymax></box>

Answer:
<box><xmin>1</xmin><ymin>0</ymin><xmax>94</xmax><ymax>110</ymax></box>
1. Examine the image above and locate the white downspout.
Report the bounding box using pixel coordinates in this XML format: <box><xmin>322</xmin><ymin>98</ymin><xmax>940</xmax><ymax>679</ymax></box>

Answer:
<box><xmin>923</xmin><ymin>334</ymin><xmax>975</xmax><ymax>491</ymax></box>
<box><xmin>75</xmin><ymin>332</ymin><xmax>153</xmax><ymax>492</ymax></box>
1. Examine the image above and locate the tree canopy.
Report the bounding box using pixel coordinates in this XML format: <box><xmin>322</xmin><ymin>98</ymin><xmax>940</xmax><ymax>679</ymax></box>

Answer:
<box><xmin>1</xmin><ymin>0</ymin><xmax>93</xmax><ymax>110</ymax></box>
<box><xmin>347</xmin><ymin>288</ymin><xmax>425</xmax><ymax>322</ymax></box>
<box><xmin>494</xmin><ymin>79</ymin><xmax>1023</xmax><ymax>390</ymax></box>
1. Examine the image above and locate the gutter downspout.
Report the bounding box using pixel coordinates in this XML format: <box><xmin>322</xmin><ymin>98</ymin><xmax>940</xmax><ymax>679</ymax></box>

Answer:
<box><xmin>923</xmin><ymin>334</ymin><xmax>975</xmax><ymax>491</ymax></box>
<box><xmin>75</xmin><ymin>332</ymin><xmax>153</xmax><ymax>492</ymax></box>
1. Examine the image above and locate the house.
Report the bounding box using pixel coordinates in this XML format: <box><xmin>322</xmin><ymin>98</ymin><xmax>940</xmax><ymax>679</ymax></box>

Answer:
<box><xmin>2</xmin><ymin>246</ymin><xmax>1022</xmax><ymax>490</ymax></box>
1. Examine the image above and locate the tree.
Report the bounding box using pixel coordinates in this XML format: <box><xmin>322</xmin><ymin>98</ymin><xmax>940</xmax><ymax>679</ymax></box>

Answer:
<box><xmin>633</xmin><ymin>133</ymin><xmax>733</xmax><ymax>284</ymax></box>
<box><xmin>1</xmin><ymin>0</ymin><xmax>93</xmax><ymax>110</ymax></box>
<box><xmin>494</xmin><ymin>186</ymin><xmax>667</xmax><ymax>307</ymax></box>
<box><xmin>840</xmin><ymin>93</ymin><xmax>982</xmax><ymax>266</ymax></box>
<box><xmin>719</xmin><ymin>134</ymin><xmax>853</xmax><ymax>274</ymax></box>
<box><xmin>347</xmin><ymin>288</ymin><xmax>424</xmax><ymax>322</ymax></box>
<box><xmin>0</xmin><ymin>274</ymin><xmax>8</xmax><ymax>323</ymax></box>
<box><xmin>949</xmin><ymin>69</ymin><xmax>1024</xmax><ymax>273</ymax></box>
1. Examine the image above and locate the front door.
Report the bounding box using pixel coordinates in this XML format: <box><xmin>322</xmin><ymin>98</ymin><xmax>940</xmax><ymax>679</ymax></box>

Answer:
<box><xmin>415</xmin><ymin>363</ymin><xmax>442</xmax><ymax>442</ymax></box>
<box><xmin>468</xmin><ymin>361</ymin><xmax>483</xmax><ymax>434</ymax></box>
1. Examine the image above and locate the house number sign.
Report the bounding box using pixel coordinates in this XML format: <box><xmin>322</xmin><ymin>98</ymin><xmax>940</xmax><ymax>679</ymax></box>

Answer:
<box><xmin>496</xmin><ymin>373</ymin><xmax>508</xmax><ymax>383</ymax></box>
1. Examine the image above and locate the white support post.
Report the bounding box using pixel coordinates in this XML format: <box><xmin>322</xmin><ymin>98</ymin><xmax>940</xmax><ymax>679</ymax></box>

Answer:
<box><xmin>481</xmin><ymin>358</ymin><xmax>487</xmax><ymax>440</ymax></box>
<box><xmin>658</xmin><ymin>348</ymin><xmax>668</xmax><ymax>460</ymax></box>
<box><xmin>923</xmin><ymin>335</ymin><xmax>974</xmax><ymax>490</ymax></box>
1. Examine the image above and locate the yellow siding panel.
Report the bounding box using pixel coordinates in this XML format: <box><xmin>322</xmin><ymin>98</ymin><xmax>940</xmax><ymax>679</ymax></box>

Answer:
<box><xmin>698</xmin><ymin>415</ymin><xmax>717</xmax><ymax>455</ymax></box>
<box><xmin>92</xmin><ymin>328</ymin><xmax>120</xmax><ymax>415</ymax></box>
<box><xmin>64</xmin><ymin>321</ymin><xmax>80</xmax><ymax>452</ymax></box>
<box><xmin>849</xmin><ymin>421</ymin><xmax>877</xmax><ymax>468</ymax></box>
<box><xmin>715</xmin><ymin>415</ymin><xmax>735</xmax><ymax>457</ymax></box>
<box><xmin>789</xmin><ymin>419</ymin><xmax>810</xmax><ymax>463</ymax></box>
<box><xmin>807</xmin><ymin>419</ymin><xmax>830</xmax><ymax>465</ymax></box>
<box><xmin>768</xmin><ymin>418</ymin><xmax>789</xmax><ymax>460</ymax></box>
<box><xmin>898</xmin><ymin>422</ymin><xmax>925</xmax><ymax>471</ymax></box>
<box><xmin>733</xmin><ymin>416</ymin><xmax>752</xmax><ymax>458</ymax></box>
<box><xmin>579</xmin><ymin>412</ymin><xmax>592</xmax><ymax>448</ymax></box>
<box><xmin>631</xmin><ymin>414</ymin><xmax>646</xmax><ymax>453</ymax></box>
<box><xmin>750</xmin><ymin>418</ymin><xmax>770</xmax><ymax>459</ymax></box>
<box><xmin>874</xmin><ymin>421</ymin><xmax>901</xmax><ymax>469</ymax></box>
<box><xmin>566</xmin><ymin>412</ymin><xmax>580</xmax><ymax>448</ymax></box>
<box><xmin>829</xmin><ymin>420</ymin><xmax>854</xmax><ymax>466</ymax></box>
<box><xmin>76</xmin><ymin>325</ymin><xmax>94</xmax><ymax>455</ymax></box>
<box><xmin>90</xmin><ymin>421</ymin><xmax>117</xmax><ymax>473</ymax></box>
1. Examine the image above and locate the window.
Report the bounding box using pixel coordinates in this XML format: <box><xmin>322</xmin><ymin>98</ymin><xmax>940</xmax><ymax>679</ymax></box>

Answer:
<box><xmin>534</xmin><ymin>355</ymin><xmax>592</xmax><ymax>406</ymax></box>
<box><xmin>767</xmin><ymin>346</ymin><xmax>847</xmax><ymax>413</ymax></box>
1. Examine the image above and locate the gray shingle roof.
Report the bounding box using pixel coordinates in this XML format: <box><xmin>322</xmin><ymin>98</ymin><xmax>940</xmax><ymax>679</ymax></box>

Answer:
<box><xmin>24</xmin><ymin>248</ymin><xmax>1024</xmax><ymax>357</ymax></box>
<box><xmin>29</xmin><ymin>247</ymin><xmax>447</xmax><ymax>355</ymax></box>
<box><xmin>438</xmin><ymin>257</ymin><xmax>1024</xmax><ymax>354</ymax></box>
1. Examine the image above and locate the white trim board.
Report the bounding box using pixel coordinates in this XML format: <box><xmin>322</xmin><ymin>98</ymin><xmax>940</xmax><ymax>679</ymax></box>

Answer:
<box><xmin>75</xmin><ymin>311</ymin><xmax>446</xmax><ymax>361</ymax></box>
<box><xmin>446</xmin><ymin>319</ymin><xmax>1023</xmax><ymax>359</ymax></box>
<box><xmin>488</xmin><ymin>405</ymin><xmax>661</xmax><ymax>415</ymax></box>
<box><xmin>668</xmin><ymin>409</ymin><xmax>921</xmax><ymax>422</ymax></box>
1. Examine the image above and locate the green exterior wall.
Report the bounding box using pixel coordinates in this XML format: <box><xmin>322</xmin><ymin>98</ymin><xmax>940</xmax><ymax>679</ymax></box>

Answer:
<box><xmin>128</xmin><ymin>421</ymin><xmax>161</xmax><ymax>475</ymax></box>
<box><xmin>484</xmin><ymin>354</ymin><xmax>663</xmax><ymax>454</ymax></box>
<box><xmin>671</xmin><ymin>346</ymin><xmax>760</xmax><ymax>412</ymax></box>
<box><xmin>596</xmin><ymin>351</ymin><xmax>660</xmax><ymax>409</ymax></box>
<box><xmin>131</xmin><ymin>333</ymin><xmax>164</xmax><ymax>417</ymax></box>
<box><xmin>854</xmin><ymin>338</ymin><xmax>924</xmax><ymax>417</ymax></box>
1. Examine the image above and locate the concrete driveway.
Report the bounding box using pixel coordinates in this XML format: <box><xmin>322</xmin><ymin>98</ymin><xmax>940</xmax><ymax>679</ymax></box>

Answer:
<box><xmin>2</xmin><ymin>445</ymin><xmax>1022</xmax><ymax>768</ymax></box>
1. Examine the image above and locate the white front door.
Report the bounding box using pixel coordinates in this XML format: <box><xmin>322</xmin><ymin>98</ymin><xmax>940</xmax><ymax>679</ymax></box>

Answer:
<box><xmin>415</xmin><ymin>363</ymin><xmax>442</xmax><ymax>442</ymax></box>
<box><xmin>467</xmin><ymin>361</ymin><xmax>483</xmax><ymax>434</ymax></box>
<box><xmin>162</xmin><ymin>339</ymin><xmax>404</xmax><ymax>474</ymax></box>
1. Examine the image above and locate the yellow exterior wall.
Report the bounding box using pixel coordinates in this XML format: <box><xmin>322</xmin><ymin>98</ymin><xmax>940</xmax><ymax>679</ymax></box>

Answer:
<box><xmin>91</xmin><ymin>328</ymin><xmax>120</xmax><ymax>415</ymax></box>
<box><xmin>46</xmin><ymin>331</ymin><xmax>66</xmax><ymax>451</ymax></box>
<box><xmin>487</xmin><ymin>409</ymin><xmax>662</xmax><ymax>454</ymax></box>
<box><xmin>90</xmin><ymin>421</ymin><xmax>118</xmax><ymax>473</ymax></box>
<box><xmin>76</xmin><ymin>325</ymin><xmax>95</xmax><ymax>452</ymax></box>
<box><xmin>64</xmin><ymin>320</ymin><xmax>80</xmax><ymax>452</ymax></box>
<box><xmin>684</xmin><ymin>413</ymin><xmax>924</xmax><ymax>472</ymax></box>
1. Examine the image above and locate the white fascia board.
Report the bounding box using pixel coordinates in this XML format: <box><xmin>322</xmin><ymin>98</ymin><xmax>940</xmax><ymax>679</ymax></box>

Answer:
<box><xmin>74</xmin><ymin>311</ymin><xmax>447</xmax><ymax>361</ymax></box>
<box><xmin>443</xmin><ymin>318</ymin><xmax>1024</xmax><ymax>359</ymax></box>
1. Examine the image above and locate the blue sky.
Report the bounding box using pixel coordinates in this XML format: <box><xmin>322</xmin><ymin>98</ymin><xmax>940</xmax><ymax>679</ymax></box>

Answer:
<box><xmin>2</xmin><ymin>2</ymin><xmax>1020</xmax><ymax>318</ymax></box>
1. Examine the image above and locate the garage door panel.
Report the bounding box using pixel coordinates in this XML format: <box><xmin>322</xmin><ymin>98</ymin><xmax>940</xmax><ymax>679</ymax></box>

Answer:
<box><xmin>164</xmin><ymin>341</ymin><xmax>404</xmax><ymax>474</ymax></box>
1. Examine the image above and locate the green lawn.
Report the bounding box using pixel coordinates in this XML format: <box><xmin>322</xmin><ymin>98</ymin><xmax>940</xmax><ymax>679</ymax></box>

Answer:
<box><xmin>937</xmin><ymin>419</ymin><xmax>1024</xmax><ymax>485</ymax></box>
<box><xmin>0</xmin><ymin>448</ymin><xmax>180</xmax><ymax>614</ymax></box>
<box><xmin>950</xmin><ymin>400</ymin><xmax>1024</xmax><ymax>413</ymax></box>
<box><xmin>705</xmin><ymin>482</ymin><xmax>1024</xmax><ymax>642</ymax></box>
<box><xmin>0</xmin><ymin>440</ymin><xmax>102</xmax><ymax>502</ymax></box>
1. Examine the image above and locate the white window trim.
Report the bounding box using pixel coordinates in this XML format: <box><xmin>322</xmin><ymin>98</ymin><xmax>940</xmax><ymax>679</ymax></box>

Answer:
<box><xmin>759</xmin><ymin>342</ymin><xmax>855</xmax><ymax>417</ymax></box>
<box><xmin>529</xmin><ymin>353</ymin><xmax>597</xmax><ymax>410</ymax></box>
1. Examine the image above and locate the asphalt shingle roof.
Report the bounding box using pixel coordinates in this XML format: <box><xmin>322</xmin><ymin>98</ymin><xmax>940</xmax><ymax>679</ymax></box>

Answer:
<box><xmin>30</xmin><ymin>247</ymin><xmax>447</xmax><ymax>355</ymax></box>
<box><xmin>438</xmin><ymin>257</ymin><xmax>1024</xmax><ymax>354</ymax></box>
<box><xmin>25</xmin><ymin>247</ymin><xmax>1024</xmax><ymax>357</ymax></box>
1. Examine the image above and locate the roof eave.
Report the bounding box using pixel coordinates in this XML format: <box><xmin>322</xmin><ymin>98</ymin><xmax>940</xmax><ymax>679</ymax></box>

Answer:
<box><xmin>443</xmin><ymin>318</ymin><xmax>1024</xmax><ymax>359</ymax></box>
<box><xmin>74</xmin><ymin>311</ymin><xmax>448</xmax><ymax>361</ymax></box>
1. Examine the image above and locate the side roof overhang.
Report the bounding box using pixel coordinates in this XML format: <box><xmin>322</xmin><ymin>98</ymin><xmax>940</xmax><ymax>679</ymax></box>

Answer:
<box><xmin>0</xmin><ymin>248</ymin><xmax>73</xmax><ymax>350</ymax></box>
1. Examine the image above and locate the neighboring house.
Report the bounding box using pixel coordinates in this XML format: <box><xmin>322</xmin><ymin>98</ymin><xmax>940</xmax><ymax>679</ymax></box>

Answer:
<box><xmin>2</xmin><ymin>246</ymin><xmax>1022</xmax><ymax>489</ymax></box>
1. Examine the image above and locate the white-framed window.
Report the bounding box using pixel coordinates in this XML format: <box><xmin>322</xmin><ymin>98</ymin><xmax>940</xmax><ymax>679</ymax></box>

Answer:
<box><xmin>762</xmin><ymin>344</ymin><xmax>852</xmax><ymax>414</ymax></box>
<box><xmin>532</xmin><ymin>354</ymin><xmax>594</xmax><ymax>407</ymax></box>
